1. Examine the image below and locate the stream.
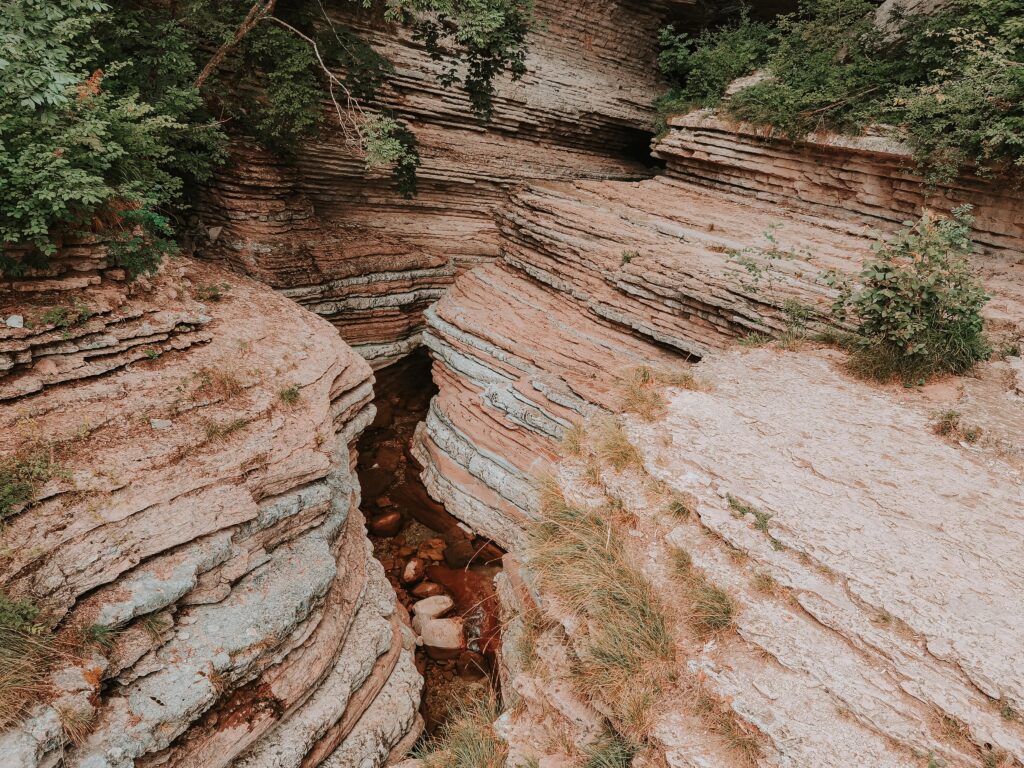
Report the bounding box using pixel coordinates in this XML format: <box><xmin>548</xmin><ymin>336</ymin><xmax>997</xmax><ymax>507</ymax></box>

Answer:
<box><xmin>356</xmin><ymin>350</ymin><xmax>505</xmax><ymax>734</ymax></box>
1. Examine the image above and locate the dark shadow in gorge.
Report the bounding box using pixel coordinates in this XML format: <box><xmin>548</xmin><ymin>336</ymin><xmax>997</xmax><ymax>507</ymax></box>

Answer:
<box><xmin>357</xmin><ymin>349</ymin><xmax>506</xmax><ymax>735</ymax></box>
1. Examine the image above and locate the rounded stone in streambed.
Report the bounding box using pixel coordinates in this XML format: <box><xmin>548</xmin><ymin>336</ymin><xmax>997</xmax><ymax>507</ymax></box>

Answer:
<box><xmin>401</xmin><ymin>557</ymin><xmax>427</xmax><ymax>585</ymax></box>
<box><xmin>411</xmin><ymin>581</ymin><xmax>447</xmax><ymax>599</ymax></box>
<box><xmin>367</xmin><ymin>510</ymin><xmax>403</xmax><ymax>537</ymax></box>
<box><xmin>421</xmin><ymin>617</ymin><xmax>465</xmax><ymax>661</ymax></box>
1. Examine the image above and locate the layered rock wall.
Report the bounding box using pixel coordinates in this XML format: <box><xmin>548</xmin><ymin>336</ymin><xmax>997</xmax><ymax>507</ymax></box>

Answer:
<box><xmin>197</xmin><ymin>0</ymin><xmax>686</xmax><ymax>367</ymax></box>
<box><xmin>0</xmin><ymin>252</ymin><xmax>421</xmax><ymax>767</ymax></box>
<box><xmin>412</xmin><ymin>111</ymin><xmax>1024</xmax><ymax>765</ymax></box>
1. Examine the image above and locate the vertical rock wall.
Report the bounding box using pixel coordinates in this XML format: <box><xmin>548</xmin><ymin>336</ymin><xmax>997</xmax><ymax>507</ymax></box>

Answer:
<box><xmin>196</xmin><ymin>0</ymin><xmax>689</xmax><ymax>367</ymax></box>
<box><xmin>0</xmin><ymin>251</ymin><xmax>421</xmax><ymax>767</ymax></box>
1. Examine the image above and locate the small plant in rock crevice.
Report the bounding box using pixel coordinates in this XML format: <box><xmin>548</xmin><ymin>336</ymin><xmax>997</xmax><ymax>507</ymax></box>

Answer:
<box><xmin>0</xmin><ymin>593</ymin><xmax>54</xmax><ymax>730</ymax></box>
<box><xmin>617</xmin><ymin>365</ymin><xmax>703</xmax><ymax>423</ymax></box>
<box><xmin>931</xmin><ymin>409</ymin><xmax>982</xmax><ymax>444</ymax></box>
<box><xmin>278</xmin><ymin>385</ymin><xmax>301</xmax><ymax>405</ymax></box>
<box><xmin>527</xmin><ymin>479</ymin><xmax>674</xmax><ymax>743</ymax></box>
<box><xmin>669</xmin><ymin>547</ymin><xmax>736</xmax><ymax>638</ymax></box>
<box><xmin>582</xmin><ymin>731</ymin><xmax>637</xmax><ymax>768</ymax></box>
<box><xmin>0</xmin><ymin>445</ymin><xmax>62</xmax><ymax>522</ymax></box>
<box><xmin>825</xmin><ymin>207</ymin><xmax>989</xmax><ymax>384</ymax></box>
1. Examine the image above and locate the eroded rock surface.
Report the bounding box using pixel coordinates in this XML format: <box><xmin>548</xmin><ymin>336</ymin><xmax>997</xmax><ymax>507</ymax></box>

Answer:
<box><xmin>196</xmin><ymin>0</ymin><xmax>681</xmax><ymax>367</ymax></box>
<box><xmin>413</xmin><ymin>113</ymin><xmax>1024</xmax><ymax>765</ymax></box>
<box><xmin>0</xmin><ymin>256</ymin><xmax>421</xmax><ymax>767</ymax></box>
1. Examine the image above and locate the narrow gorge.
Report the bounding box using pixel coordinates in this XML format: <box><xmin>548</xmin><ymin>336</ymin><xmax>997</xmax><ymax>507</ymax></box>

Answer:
<box><xmin>1</xmin><ymin>1</ymin><xmax>1023</xmax><ymax>768</ymax></box>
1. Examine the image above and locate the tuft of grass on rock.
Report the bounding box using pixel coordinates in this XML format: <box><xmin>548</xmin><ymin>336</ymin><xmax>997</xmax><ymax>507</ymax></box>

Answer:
<box><xmin>415</xmin><ymin>696</ymin><xmax>506</xmax><ymax>768</ymax></box>
<box><xmin>664</xmin><ymin>491</ymin><xmax>696</xmax><ymax>520</ymax></box>
<box><xmin>203</xmin><ymin>417</ymin><xmax>249</xmax><ymax>443</ymax></box>
<box><xmin>667</xmin><ymin>546</ymin><xmax>735</xmax><ymax>638</ymax></box>
<box><xmin>583</xmin><ymin>731</ymin><xmax>637</xmax><ymax>768</ymax></box>
<box><xmin>0</xmin><ymin>593</ymin><xmax>54</xmax><ymax>730</ymax></box>
<box><xmin>528</xmin><ymin>481</ymin><xmax>674</xmax><ymax>742</ymax></box>
<box><xmin>595</xmin><ymin>419</ymin><xmax>643</xmax><ymax>472</ymax></box>
<box><xmin>278</xmin><ymin>385</ymin><xmax>301</xmax><ymax>405</ymax></box>
<box><xmin>0</xmin><ymin>445</ymin><xmax>60</xmax><ymax>522</ymax></box>
<box><xmin>693</xmin><ymin>685</ymin><xmax>763</xmax><ymax>766</ymax></box>
<box><xmin>561</xmin><ymin>422</ymin><xmax>586</xmax><ymax>457</ymax></box>
<box><xmin>931</xmin><ymin>410</ymin><xmax>982</xmax><ymax>444</ymax></box>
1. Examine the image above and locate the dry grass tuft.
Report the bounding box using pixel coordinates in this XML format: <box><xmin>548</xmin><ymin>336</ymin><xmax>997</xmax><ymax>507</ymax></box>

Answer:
<box><xmin>664</xmin><ymin>491</ymin><xmax>696</xmax><ymax>520</ymax></box>
<box><xmin>692</xmin><ymin>684</ymin><xmax>763</xmax><ymax>766</ymax></box>
<box><xmin>618</xmin><ymin>367</ymin><xmax>666</xmax><ymax>422</ymax></box>
<box><xmin>750</xmin><ymin>571</ymin><xmax>778</xmax><ymax>595</ymax></box>
<box><xmin>57</xmin><ymin>703</ymin><xmax>96</xmax><ymax>746</ymax></box>
<box><xmin>561</xmin><ymin>422</ymin><xmax>587</xmax><ymax>457</ymax></box>
<box><xmin>931</xmin><ymin>410</ymin><xmax>982</xmax><ymax>444</ymax></box>
<box><xmin>528</xmin><ymin>484</ymin><xmax>674</xmax><ymax>743</ymax></box>
<box><xmin>0</xmin><ymin>593</ymin><xmax>55</xmax><ymax>730</ymax></box>
<box><xmin>595</xmin><ymin>419</ymin><xmax>643</xmax><ymax>472</ymax></box>
<box><xmin>203</xmin><ymin>417</ymin><xmax>250</xmax><ymax>443</ymax></box>
<box><xmin>192</xmin><ymin>367</ymin><xmax>245</xmax><ymax>402</ymax></box>
<box><xmin>617</xmin><ymin>366</ymin><xmax>703</xmax><ymax>421</ymax></box>
<box><xmin>667</xmin><ymin>547</ymin><xmax>735</xmax><ymax>638</ymax></box>
<box><xmin>415</xmin><ymin>696</ymin><xmax>506</xmax><ymax>768</ymax></box>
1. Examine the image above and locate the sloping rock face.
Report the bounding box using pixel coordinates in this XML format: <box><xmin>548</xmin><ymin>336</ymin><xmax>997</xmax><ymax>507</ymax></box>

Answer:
<box><xmin>413</xmin><ymin>111</ymin><xmax>1024</xmax><ymax>764</ymax></box>
<box><xmin>196</xmin><ymin>0</ymin><xmax>685</xmax><ymax>367</ymax></box>
<box><xmin>0</xmin><ymin>251</ymin><xmax>422</xmax><ymax>767</ymax></box>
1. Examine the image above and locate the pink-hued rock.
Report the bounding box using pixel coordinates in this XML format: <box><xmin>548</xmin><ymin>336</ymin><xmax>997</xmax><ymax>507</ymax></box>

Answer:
<box><xmin>0</xmin><ymin>258</ymin><xmax>421</xmax><ymax>767</ymax></box>
<box><xmin>412</xmin><ymin>112</ymin><xmax>1024</xmax><ymax>765</ymax></box>
<box><xmin>420</xmin><ymin>617</ymin><xmax>465</xmax><ymax>661</ymax></box>
<box><xmin>195</xmin><ymin>0</ymin><xmax>676</xmax><ymax>368</ymax></box>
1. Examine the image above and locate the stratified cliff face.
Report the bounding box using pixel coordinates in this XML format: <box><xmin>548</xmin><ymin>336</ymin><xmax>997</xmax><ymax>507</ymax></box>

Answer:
<box><xmin>196</xmin><ymin>0</ymin><xmax>685</xmax><ymax>368</ymax></box>
<box><xmin>0</xmin><ymin>248</ymin><xmax>421</xmax><ymax>767</ymax></box>
<box><xmin>413</xmin><ymin>112</ymin><xmax>1024</xmax><ymax>765</ymax></box>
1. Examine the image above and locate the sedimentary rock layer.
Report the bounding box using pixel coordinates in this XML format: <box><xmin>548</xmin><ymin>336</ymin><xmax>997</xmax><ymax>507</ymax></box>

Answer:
<box><xmin>414</xmin><ymin>114</ymin><xmax>1024</xmax><ymax>765</ymax></box>
<box><xmin>0</xmin><ymin>259</ymin><xmax>421</xmax><ymax>767</ymax></box>
<box><xmin>196</xmin><ymin>0</ymin><xmax>681</xmax><ymax>367</ymax></box>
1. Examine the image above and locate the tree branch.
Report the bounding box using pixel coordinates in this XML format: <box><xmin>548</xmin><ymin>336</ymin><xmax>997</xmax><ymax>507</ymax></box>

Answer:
<box><xmin>193</xmin><ymin>0</ymin><xmax>278</xmax><ymax>89</ymax></box>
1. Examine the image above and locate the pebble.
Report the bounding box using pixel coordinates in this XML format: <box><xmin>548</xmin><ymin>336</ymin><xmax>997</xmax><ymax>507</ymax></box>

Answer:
<box><xmin>367</xmin><ymin>510</ymin><xmax>402</xmax><ymax>537</ymax></box>
<box><xmin>401</xmin><ymin>557</ymin><xmax>426</xmax><ymax>585</ymax></box>
<box><xmin>5</xmin><ymin>315</ymin><xmax>24</xmax><ymax>329</ymax></box>
<box><xmin>150</xmin><ymin>418</ymin><xmax>173</xmax><ymax>430</ymax></box>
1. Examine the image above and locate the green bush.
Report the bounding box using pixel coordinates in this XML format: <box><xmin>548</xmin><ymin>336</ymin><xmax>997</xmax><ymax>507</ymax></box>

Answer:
<box><xmin>655</xmin><ymin>12</ymin><xmax>772</xmax><ymax>131</ymax></box>
<box><xmin>1</xmin><ymin>0</ymin><xmax>535</xmax><ymax>274</ymax></box>
<box><xmin>656</xmin><ymin>0</ymin><xmax>1024</xmax><ymax>181</ymax></box>
<box><xmin>828</xmin><ymin>207</ymin><xmax>990</xmax><ymax>383</ymax></box>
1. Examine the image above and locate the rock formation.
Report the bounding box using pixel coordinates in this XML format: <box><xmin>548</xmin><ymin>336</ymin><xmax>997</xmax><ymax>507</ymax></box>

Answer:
<box><xmin>0</xmin><ymin>247</ymin><xmax>421</xmax><ymax>767</ymax></box>
<box><xmin>412</xmin><ymin>109</ymin><xmax>1024</xmax><ymax>764</ymax></box>
<box><xmin>195</xmin><ymin>0</ymin><xmax>683</xmax><ymax>368</ymax></box>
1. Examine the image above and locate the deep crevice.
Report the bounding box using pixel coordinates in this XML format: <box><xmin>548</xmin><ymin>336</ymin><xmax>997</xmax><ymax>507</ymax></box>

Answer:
<box><xmin>356</xmin><ymin>349</ymin><xmax>505</xmax><ymax>736</ymax></box>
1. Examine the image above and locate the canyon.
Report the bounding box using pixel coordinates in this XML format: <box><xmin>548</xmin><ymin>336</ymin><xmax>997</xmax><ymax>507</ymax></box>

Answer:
<box><xmin>2</xmin><ymin>1</ymin><xmax>1023</xmax><ymax>767</ymax></box>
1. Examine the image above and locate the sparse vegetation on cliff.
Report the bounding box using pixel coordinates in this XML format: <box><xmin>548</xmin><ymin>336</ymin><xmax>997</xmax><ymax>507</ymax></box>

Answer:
<box><xmin>826</xmin><ymin>207</ymin><xmax>990</xmax><ymax>383</ymax></box>
<box><xmin>656</xmin><ymin>0</ymin><xmax>1024</xmax><ymax>182</ymax></box>
<box><xmin>1</xmin><ymin>0</ymin><xmax>535</xmax><ymax>273</ymax></box>
<box><xmin>415</xmin><ymin>696</ymin><xmax>507</xmax><ymax>768</ymax></box>
<box><xmin>0</xmin><ymin>593</ymin><xmax>53</xmax><ymax>729</ymax></box>
<box><xmin>528</xmin><ymin>480</ymin><xmax>673</xmax><ymax>741</ymax></box>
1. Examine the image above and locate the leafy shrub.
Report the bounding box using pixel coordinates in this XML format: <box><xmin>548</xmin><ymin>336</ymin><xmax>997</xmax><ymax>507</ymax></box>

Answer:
<box><xmin>827</xmin><ymin>207</ymin><xmax>990</xmax><ymax>383</ymax></box>
<box><xmin>655</xmin><ymin>11</ymin><xmax>772</xmax><ymax>130</ymax></box>
<box><xmin>657</xmin><ymin>0</ymin><xmax>1024</xmax><ymax>181</ymax></box>
<box><xmin>1</xmin><ymin>0</ymin><xmax>534</xmax><ymax>272</ymax></box>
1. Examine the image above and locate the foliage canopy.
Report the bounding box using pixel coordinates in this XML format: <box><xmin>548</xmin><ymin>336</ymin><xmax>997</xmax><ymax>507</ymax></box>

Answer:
<box><xmin>0</xmin><ymin>0</ymin><xmax>534</xmax><ymax>274</ymax></box>
<box><xmin>656</xmin><ymin>0</ymin><xmax>1024</xmax><ymax>182</ymax></box>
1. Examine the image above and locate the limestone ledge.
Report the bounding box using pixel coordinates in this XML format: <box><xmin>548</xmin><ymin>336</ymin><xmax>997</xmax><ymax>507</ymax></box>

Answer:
<box><xmin>0</xmin><ymin>260</ymin><xmax>421</xmax><ymax>767</ymax></box>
